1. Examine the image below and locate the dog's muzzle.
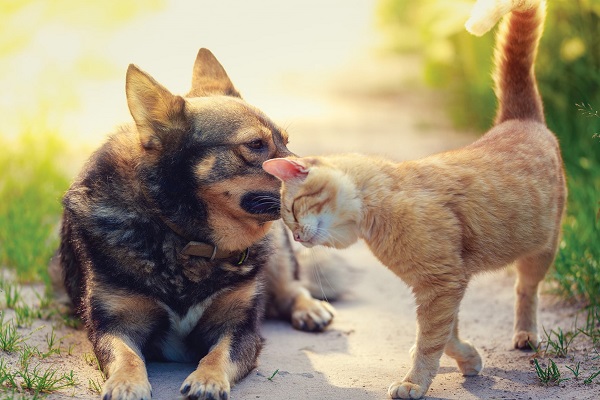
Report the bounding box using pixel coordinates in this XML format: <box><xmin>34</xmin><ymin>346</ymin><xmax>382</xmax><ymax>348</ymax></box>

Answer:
<box><xmin>240</xmin><ymin>191</ymin><xmax>281</xmax><ymax>219</ymax></box>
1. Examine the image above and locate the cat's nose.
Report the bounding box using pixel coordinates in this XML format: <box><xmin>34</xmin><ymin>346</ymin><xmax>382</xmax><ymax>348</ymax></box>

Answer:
<box><xmin>293</xmin><ymin>231</ymin><xmax>304</xmax><ymax>242</ymax></box>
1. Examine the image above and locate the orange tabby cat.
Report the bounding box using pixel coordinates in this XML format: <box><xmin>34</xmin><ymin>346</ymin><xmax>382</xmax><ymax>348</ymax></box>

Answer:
<box><xmin>263</xmin><ymin>0</ymin><xmax>565</xmax><ymax>398</ymax></box>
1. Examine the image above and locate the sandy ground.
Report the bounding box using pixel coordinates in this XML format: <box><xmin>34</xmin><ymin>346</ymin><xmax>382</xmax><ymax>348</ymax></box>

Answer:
<box><xmin>3</xmin><ymin>55</ymin><xmax>600</xmax><ymax>399</ymax></box>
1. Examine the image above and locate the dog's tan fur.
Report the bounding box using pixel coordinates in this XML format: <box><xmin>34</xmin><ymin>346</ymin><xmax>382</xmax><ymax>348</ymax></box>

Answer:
<box><xmin>53</xmin><ymin>48</ymin><xmax>335</xmax><ymax>400</ymax></box>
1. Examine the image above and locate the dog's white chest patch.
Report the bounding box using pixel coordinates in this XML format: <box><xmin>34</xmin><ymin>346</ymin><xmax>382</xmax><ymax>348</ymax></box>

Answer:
<box><xmin>158</xmin><ymin>294</ymin><xmax>218</xmax><ymax>362</ymax></box>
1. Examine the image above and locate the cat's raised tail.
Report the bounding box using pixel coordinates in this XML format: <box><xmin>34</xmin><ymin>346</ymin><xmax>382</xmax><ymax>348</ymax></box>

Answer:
<box><xmin>466</xmin><ymin>0</ymin><xmax>546</xmax><ymax>125</ymax></box>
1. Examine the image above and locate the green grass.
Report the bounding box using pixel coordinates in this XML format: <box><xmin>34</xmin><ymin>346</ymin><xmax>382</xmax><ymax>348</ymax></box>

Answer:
<box><xmin>16</xmin><ymin>359</ymin><xmax>77</xmax><ymax>393</ymax></box>
<box><xmin>83</xmin><ymin>351</ymin><xmax>106</xmax><ymax>380</ymax></box>
<box><xmin>0</xmin><ymin>314</ymin><xmax>24</xmax><ymax>352</ymax></box>
<box><xmin>565</xmin><ymin>362</ymin><xmax>581</xmax><ymax>379</ymax></box>
<box><xmin>2</xmin><ymin>282</ymin><xmax>21</xmax><ymax>309</ymax></box>
<box><xmin>0</xmin><ymin>355</ymin><xmax>77</xmax><ymax>395</ymax></box>
<box><xmin>0</xmin><ymin>132</ymin><xmax>70</xmax><ymax>283</ymax></box>
<box><xmin>14</xmin><ymin>304</ymin><xmax>40</xmax><ymax>329</ymax></box>
<box><xmin>533</xmin><ymin>358</ymin><xmax>569</xmax><ymax>386</ymax></box>
<box><xmin>542</xmin><ymin>327</ymin><xmax>579</xmax><ymax>358</ymax></box>
<box><xmin>0</xmin><ymin>306</ymin><xmax>80</xmax><ymax>397</ymax></box>
<box><xmin>530</xmin><ymin>323</ymin><xmax>600</xmax><ymax>388</ymax></box>
<box><xmin>584</xmin><ymin>369</ymin><xmax>600</xmax><ymax>385</ymax></box>
<box><xmin>0</xmin><ymin>277</ymin><xmax>79</xmax><ymax>396</ymax></box>
<box><xmin>88</xmin><ymin>377</ymin><xmax>103</xmax><ymax>394</ymax></box>
<box><xmin>267</xmin><ymin>368</ymin><xmax>280</xmax><ymax>381</ymax></box>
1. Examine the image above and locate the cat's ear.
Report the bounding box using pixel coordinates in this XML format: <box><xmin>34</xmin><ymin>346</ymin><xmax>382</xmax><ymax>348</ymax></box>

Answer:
<box><xmin>263</xmin><ymin>158</ymin><xmax>309</xmax><ymax>182</ymax></box>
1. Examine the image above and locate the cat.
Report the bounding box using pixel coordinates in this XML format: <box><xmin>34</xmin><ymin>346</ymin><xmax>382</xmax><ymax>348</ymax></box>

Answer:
<box><xmin>262</xmin><ymin>0</ymin><xmax>565</xmax><ymax>398</ymax></box>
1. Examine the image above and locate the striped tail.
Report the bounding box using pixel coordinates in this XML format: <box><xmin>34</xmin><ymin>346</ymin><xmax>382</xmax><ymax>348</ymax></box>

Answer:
<box><xmin>466</xmin><ymin>0</ymin><xmax>546</xmax><ymax>125</ymax></box>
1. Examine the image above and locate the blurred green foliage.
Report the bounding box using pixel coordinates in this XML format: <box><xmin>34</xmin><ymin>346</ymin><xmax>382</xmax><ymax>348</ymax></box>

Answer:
<box><xmin>0</xmin><ymin>1</ymin><xmax>164</xmax><ymax>283</ymax></box>
<box><xmin>0</xmin><ymin>133</ymin><xmax>70</xmax><ymax>283</ymax></box>
<box><xmin>378</xmin><ymin>0</ymin><xmax>600</xmax><ymax>310</ymax></box>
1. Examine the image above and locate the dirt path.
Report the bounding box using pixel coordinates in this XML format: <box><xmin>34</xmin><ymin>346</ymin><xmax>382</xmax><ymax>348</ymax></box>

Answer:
<box><xmin>228</xmin><ymin>245</ymin><xmax>595</xmax><ymax>400</ymax></box>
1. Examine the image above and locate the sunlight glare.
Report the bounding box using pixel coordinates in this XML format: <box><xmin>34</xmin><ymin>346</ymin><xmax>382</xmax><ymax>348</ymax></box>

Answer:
<box><xmin>1</xmin><ymin>0</ymin><xmax>378</xmax><ymax>147</ymax></box>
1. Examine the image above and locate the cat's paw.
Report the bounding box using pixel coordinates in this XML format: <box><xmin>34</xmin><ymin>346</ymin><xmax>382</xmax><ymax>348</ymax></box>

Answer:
<box><xmin>388</xmin><ymin>381</ymin><xmax>426</xmax><ymax>399</ymax></box>
<box><xmin>101</xmin><ymin>374</ymin><xmax>152</xmax><ymax>400</ymax></box>
<box><xmin>291</xmin><ymin>296</ymin><xmax>335</xmax><ymax>332</ymax></box>
<box><xmin>457</xmin><ymin>351</ymin><xmax>483</xmax><ymax>376</ymax></box>
<box><xmin>513</xmin><ymin>330</ymin><xmax>540</xmax><ymax>350</ymax></box>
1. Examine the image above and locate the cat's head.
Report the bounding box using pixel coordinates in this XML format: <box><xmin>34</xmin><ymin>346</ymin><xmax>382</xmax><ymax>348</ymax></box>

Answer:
<box><xmin>263</xmin><ymin>157</ymin><xmax>361</xmax><ymax>249</ymax></box>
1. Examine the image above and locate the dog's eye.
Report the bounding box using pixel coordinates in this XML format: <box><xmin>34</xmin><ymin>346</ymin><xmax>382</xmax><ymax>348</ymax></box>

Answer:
<box><xmin>247</xmin><ymin>139</ymin><xmax>266</xmax><ymax>150</ymax></box>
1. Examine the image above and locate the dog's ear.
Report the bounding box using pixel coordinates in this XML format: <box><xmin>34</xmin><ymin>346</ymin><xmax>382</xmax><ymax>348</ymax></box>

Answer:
<box><xmin>126</xmin><ymin>64</ymin><xmax>187</xmax><ymax>150</ymax></box>
<box><xmin>189</xmin><ymin>48</ymin><xmax>241</xmax><ymax>98</ymax></box>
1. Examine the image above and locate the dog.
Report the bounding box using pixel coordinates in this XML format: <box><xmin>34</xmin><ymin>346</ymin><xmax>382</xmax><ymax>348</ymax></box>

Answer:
<box><xmin>51</xmin><ymin>48</ymin><xmax>336</xmax><ymax>400</ymax></box>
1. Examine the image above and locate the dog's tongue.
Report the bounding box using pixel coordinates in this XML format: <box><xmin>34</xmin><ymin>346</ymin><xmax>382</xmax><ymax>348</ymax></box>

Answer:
<box><xmin>240</xmin><ymin>192</ymin><xmax>281</xmax><ymax>217</ymax></box>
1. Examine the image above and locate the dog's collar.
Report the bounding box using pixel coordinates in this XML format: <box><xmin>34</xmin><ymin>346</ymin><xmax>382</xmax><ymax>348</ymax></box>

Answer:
<box><xmin>141</xmin><ymin>185</ymin><xmax>250</xmax><ymax>263</ymax></box>
<box><xmin>182</xmin><ymin>241</ymin><xmax>250</xmax><ymax>264</ymax></box>
<box><xmin>160</xmin><ymin>216</ymin><xmax>250</xmax><ymax>263</ymax></box>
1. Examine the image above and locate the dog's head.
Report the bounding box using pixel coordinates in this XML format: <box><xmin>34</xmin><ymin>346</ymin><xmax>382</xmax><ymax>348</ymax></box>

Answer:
<box><xmin>126</xmin><ymin>49</ymin><xmax>292</xmax><ymax>252</ymax></box>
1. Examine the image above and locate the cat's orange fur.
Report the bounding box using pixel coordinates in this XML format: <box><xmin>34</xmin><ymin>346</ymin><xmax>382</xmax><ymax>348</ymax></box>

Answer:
<box><xmin>263</xmin><ymin>0</ymin><xmax>565</xmax><ymax>398</ymax></box>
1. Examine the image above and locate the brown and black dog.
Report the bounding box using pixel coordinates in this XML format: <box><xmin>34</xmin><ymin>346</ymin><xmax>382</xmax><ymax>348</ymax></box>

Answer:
<box><xmin>51</xmin><ymin>48</ymin><xmax>335</xmax><ymax>400</ymax></box>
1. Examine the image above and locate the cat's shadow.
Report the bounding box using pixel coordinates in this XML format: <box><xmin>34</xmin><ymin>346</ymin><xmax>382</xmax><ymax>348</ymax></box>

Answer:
<box><xmin>435</xmin><ymin>366</ymin><xmax>534</xmax><ymax>400</ymax></box>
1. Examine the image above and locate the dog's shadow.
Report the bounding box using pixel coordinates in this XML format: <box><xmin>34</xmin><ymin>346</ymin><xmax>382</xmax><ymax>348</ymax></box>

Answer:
<box><xmin>147</xmin><ymin>319</ymin><xmax>376</xmax><ymax>399</ymax></box>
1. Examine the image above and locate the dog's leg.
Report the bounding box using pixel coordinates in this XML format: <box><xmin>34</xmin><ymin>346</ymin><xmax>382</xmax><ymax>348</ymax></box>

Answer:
<box><xmin>180</xmin><ymin>331</ymin><xmax>261</xmax><ymax>400</ymax></box>
<box><xmin>86</xmin><ymin>288</ymin><xmax>165</xmax><ymax>400</ymax></box>
<box><xmin>96</xmin><ymin>334</ymin><xmax>152</xmax><ymax>400</ymax></box>
<box><xmin>264</xmin><ymin>222</ymin><xmax>335</xmax><ymax>331</ymax></box>
<box><xmin>181</xmin><ymin>281</ymin><xmax>263</xmax><ymax>399</ymax></box>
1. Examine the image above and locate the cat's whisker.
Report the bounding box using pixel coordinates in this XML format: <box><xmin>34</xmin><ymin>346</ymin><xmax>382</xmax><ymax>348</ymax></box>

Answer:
<box><xmin>316</xmin><ymin>227</ymin><xmax>345</xmax><ymax>248</ymax></box>
<box><xmin>312</xmin><ymin>249</ymin><xmax>339</xmax><ymax>303</ymax></box>
<box><xmin>300</xmin><ymin>248</ymin><xmax>330</xmax><ymax>303</ymax></box>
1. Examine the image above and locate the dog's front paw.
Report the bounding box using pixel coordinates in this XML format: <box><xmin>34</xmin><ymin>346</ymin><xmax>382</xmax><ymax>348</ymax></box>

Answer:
<box><xmin>388</xmin><ymin>381</ymin><xmax>426</xmax><ymax>399</ymax></box>
<box><xmin>101</xmin><ymin>375</ymin><xmax>152</xmax><ymax>400</ymax></box>
<box><xmin>513</xmin><ymin>330</ymin><xmax>539</xmax><ymax>350</ymax></box>
<box><xmin>180</xmin><ymin>368</ymin><xmax>230</xmax><ymax>400</ymax></box>
<box><xmin>291</xmin><ymin>295</ymin><xmax>335</xmax><ymax>332</ymax></box>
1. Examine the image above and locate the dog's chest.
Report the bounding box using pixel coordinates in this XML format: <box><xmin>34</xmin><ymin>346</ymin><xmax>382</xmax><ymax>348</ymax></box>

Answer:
<box><xmin>157</xmin><ymin>293</ymin><xmax>219</xmax><ymax>362</ymax></box>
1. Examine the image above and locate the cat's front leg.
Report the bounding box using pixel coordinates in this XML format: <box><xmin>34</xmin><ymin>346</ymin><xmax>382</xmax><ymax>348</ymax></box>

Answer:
<box><xmin>389</xmin><ymin>285</ymin><xmax>466</xmax><ymax>399</ymax></box>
